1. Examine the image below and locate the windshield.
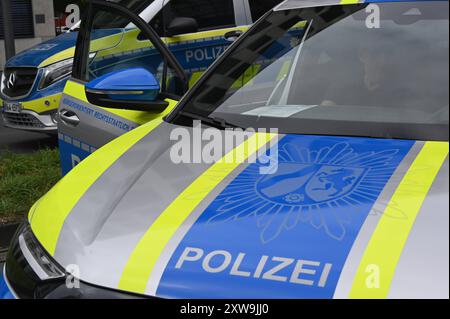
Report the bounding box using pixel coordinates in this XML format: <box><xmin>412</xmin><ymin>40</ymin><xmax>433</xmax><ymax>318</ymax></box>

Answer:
<box><xmin>174</xmin><ymin>1</ymin><xmax>449</xmax><ymax>141</ymax></box>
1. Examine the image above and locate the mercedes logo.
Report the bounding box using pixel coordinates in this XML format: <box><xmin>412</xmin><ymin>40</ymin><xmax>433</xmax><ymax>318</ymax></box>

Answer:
<box><xmin>6</xmin><ymin>72</ymin><xmax>16</xmax><ymax>89</ymax></box>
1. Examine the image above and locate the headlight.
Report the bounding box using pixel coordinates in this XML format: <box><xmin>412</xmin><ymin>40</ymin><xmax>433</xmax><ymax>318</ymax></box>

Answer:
<box><xmin>39</xmin><ymin>58</ymin><xmax>74</xmax><ymax>90</ymax></box>
<box><xmin>0</xmin><ymin>71</ymin><xmax>7</xmax><ymax>97</ymax></box>
<box><xmin>38</xmin><ymin>53</ymin><xmax>97</xmax><ymax>90</ymax></box>
<box><xmin>18</xmin><ymin>225</ymin><xmax>65</xmax><ymax>281</ymax></box>
<box><xmin>5</xmin><ymin>222</ymin><xmax>148</xmax><ymax>299</ymax></box>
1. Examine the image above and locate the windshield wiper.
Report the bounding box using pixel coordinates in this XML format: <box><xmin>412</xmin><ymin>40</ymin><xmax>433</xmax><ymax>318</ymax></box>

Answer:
<box><xmin>179</xmin><ymin>111</ymin><xmax>240</xmax><ymax>129</ymax></box>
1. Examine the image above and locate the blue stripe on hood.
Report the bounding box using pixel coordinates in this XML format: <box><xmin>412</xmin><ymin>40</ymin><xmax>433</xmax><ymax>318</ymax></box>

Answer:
<box><xmin>157</xmin><ymin>135</ymin><xmax>414</xmax><ymax>298</ymax></box>
<box><xmin>0</xmin><ymin>273</ymin><xmax>14</xmax><ymax>299</ymax></box>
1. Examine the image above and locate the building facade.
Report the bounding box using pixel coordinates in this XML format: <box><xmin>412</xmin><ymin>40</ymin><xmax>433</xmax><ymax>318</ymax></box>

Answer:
<box><xmin>1</xmin><ymin>0</ymin><xmax>62</xmax><ymax>71</ymax></box>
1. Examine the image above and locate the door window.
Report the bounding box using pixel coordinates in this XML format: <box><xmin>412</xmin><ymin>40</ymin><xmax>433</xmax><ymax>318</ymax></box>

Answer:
<box><xmin>248</xmin><ymin>0</ymin><xmax>283</xmax><ymax>22</ymax></box>
<box><xmin>163</xmin><ymin>0</ymin><xmax>236</xmax><ymax>32</ymax></box>
<box><xmin>77</xmin><ymin>6</ymin><xmax>185</xmax><ymax>97</ymax></box>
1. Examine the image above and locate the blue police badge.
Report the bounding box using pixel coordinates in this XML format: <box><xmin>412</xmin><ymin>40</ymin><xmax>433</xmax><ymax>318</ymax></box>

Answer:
<box><xmin>208</xmin><ymin>138</ymin><xmax>402</xmax><ymax>243</ymax></box>
<box><xmin>305</xmin><ymin>165</ymin><xmax>366</xmax><ymax>203</ymax></box>
<box><xmin>257</xmin><ymin>163</ymin><xmax>366</xmax><ymax>205</ymax></box>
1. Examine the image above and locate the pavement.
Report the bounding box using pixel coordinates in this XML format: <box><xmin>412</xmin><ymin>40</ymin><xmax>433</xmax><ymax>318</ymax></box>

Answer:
<box><xmin>0</xmin><ymin>117</ymin><xmax>58</xmax><ymax>154</ymax></box>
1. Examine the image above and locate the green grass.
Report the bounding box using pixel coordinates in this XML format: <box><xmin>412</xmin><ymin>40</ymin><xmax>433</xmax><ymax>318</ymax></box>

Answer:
<box><xmin>0</xmin><ymin>149</ymin><xmax>61</xmax><ymax>225</ymax></box>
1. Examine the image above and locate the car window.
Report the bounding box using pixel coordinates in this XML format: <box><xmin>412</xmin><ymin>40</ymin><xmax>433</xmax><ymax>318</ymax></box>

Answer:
<box><xmin>248</xmin><ymin>0</ymin><xmax>283</xmax><ymax>22</ymax></box>
<box><xmin>148</xmin><ymin>10</ymin><xmax>164</xmax><ymax>36</ymax></box>
<box><xmin>163</xmin><ymin>0</ymin><xmax>236</xmax><ymax>32</ymax></box>
<box><xmin>175</xmin><ymin>2</ymin><xmax>449</xmax><ymax>141</ymax></box>
<box><xmin>85</xmin><ymin>8</ymin><xmax>185</xmax><ymax>97</ymax></box>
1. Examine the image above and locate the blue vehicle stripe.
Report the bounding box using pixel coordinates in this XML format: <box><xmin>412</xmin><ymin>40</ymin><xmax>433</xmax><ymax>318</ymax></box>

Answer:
<box><xmin>58</xmin><ymin>133</ymin><xmax>97</xmax><ymax>176</ymax></box>
<box><xmin>0</xmin><ymin>271</ymin><xmax>15</xmax><ymax>299</ymax></box>
<box><xmin>156</xmin><ymin>135</ymin><xmax>414</xmax><ymax>298</ymax></box>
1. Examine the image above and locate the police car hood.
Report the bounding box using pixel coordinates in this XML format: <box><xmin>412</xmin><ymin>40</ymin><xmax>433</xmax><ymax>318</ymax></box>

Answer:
<box><xmin>6</xmin><ymin>29</ymin><xmax>122</xmax><ymax>68</ymax></box>
<box><xmin>6</xmin><ymin>32</ymin><xmax>79</xmax><ymax>68</ymax></box>
<box><xmin>29</xmin><ymin>121</ymin><xmax>449</xmax><ymax>298</ymax></box>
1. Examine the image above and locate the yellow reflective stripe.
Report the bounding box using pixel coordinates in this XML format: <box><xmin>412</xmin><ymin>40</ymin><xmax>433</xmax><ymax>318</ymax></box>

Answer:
<box><xmin>189</xmin><ymin>71</ymin><xmax>205</xmax><ymax>87</ymax></box>
<box><xmin>40</xmin><ymin>29</ymin><xmax>143</xmax><ymax>67</ymax></box>
<box><xmin>39</xmin><ymin>48</ymin><xmax>75</xmax><ymax>68</ymax></box>
<box><xmin>63</xmin><ymin>80</ymin><xmax>178</xmax><ymax>125</ymax></box>
<box><xmin>1</xmin><ymin>92</ymin><xmax>59</xmax><ymax>115</ymax></box>
<box><xmin>21</xmin><ymin>93</ymin><xmax>62</xmax><ymax>114</ymax></box>
<box><xmin>232</xmin><ymin>64</ymin><xmax>262</xmax><ymax>89</ymax></box>
<box><xmin>102</xmin><ymin>99</ymin><xmax>178</xmax><ymax>126</ymax></box>
<box><xmin>64</xmin><ymin>80</ymin><xmax>89</xmax><ymax>103</ymax></box>
<box><xmin>340</xmin><ymin>0</ymin><xmax>360</xmax><ymax>4</ymax></box>
<box><xmin>118</xmin><ymin>132</ymin><xmax>277</xmax><ymax>294</ymax></box>
<box><xmin>93</xmin><ymin>30</ymin><xmax>147</xmax><ymax>60</ymax></box>
<box><xmin>39</xmin><ymin>31</ymin><xmax>128</xmax><ymax>67</ymax></box>
<box><xmin>349</xmin><ymin>141</ymin><xmax>449</xmax><ymax>299</ymax></box>
<box><xmin>165</xmin><ymin>26</ymin><xmax>249</xmax><ymax>45</ymax></box>
<box><xmin>27</xmin><ymin>200</ymin><xmax>40</xmax><ymax>223</ymax></box>
<box><xmin>277</xmin><ymin>60</ymin><xmax>291</xmax><ymax>81</ymax></box>
<box><xmin>243</xmin><ymin>64</ymin><xmax>261</xmax><ymax>86</ymax></box>
<box><xmin>30</xmin><ymin>118</ymin><xmax>165</xmax><ymax>255</ymax></box>
<box><xmin>40</xmin><ymin>26</ymin><xmax>249</xmax><ymax>68</ymax></box>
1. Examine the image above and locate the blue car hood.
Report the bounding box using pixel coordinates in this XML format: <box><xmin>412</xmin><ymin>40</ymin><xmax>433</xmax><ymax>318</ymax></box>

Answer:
<box><xmin>6</xmin><ymin>29</ymin><xmax>124</xmax><ymax>68</ymax></box>
<box><xmin>6</xmin><ymin>32</ymin><xmax>79</xmax><ymax>68</ymax></box>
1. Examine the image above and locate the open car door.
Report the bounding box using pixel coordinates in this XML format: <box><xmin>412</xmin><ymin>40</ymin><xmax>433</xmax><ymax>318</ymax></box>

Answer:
<box><xmin>57</xmin><ymin>0</ymin><xmax>188</xmax><ymax>175</ymax></box>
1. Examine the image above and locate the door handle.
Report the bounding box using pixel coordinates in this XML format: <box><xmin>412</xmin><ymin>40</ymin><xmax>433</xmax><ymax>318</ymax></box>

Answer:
<box><xmin>224</xmin><ymin>30</ymin><xmax>243</xmax><ymax>42</ymax></box>
<box><xmin>59</xmin><ymin>109</ymin><xmax>80</xmax><ymax>127</ymax></box>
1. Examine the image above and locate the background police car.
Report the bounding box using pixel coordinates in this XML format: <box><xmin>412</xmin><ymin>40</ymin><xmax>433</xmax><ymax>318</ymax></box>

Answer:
<box><xmin>58</xmin><ymin>0</ymin><xmax>283</xmax><ymax>175</ymax></box>
<box><xmin>1</xmin><ymin>0</ymin><xmax>282</xmax><ymax>137</ymax></box>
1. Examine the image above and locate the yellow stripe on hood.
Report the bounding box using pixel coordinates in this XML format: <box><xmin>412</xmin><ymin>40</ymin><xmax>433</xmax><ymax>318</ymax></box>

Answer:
<box><xmin>340</xmin><ymin>0</ymin><xmax>361</xmax><ymax>4</ymax></box>
<box><xmin>118</xmin><ymin>132</ymin><xmax>278</xmax><ymax>294</ymax></box>
<box><xmin>30</xmin><ymin>118</ymin><xmax>165</xmax><ymax>255</ymax></box>
<box><xmin>349</xmin><ymin>141</ymin><xmax>449</xmax><ymax>298</ymax></box>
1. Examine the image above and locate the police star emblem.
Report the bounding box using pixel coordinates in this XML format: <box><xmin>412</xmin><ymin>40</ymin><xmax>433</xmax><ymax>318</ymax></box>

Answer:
<box><xmin>208</xmin><ymin>141</ymin><xmax>400</xmax><ymax>244</ymax></box>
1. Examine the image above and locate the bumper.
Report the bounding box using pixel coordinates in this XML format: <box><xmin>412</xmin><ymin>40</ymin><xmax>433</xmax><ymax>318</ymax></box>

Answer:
<box><xmin>1</xmin><ymin>94</ymin><xmax>61</xmax><ymax>132</ymax></box>
<box><xmin>2</xmin><ymin>110</ymin><xmax>58</xmax><ymax>133</ymax></box>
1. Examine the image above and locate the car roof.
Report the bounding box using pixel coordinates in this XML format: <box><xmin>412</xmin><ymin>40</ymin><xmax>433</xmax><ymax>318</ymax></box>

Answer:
<box><xmin>275</xmin><ymin>0</ymin><xmax>448</xmax><ymax>11</ymax></box>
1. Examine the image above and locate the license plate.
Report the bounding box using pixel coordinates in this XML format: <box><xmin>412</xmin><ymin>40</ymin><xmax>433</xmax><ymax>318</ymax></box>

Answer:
<box><xmin>2</xmin><ymin>101</ymin><xmax>22</xmax><ymax>114</ymax></box>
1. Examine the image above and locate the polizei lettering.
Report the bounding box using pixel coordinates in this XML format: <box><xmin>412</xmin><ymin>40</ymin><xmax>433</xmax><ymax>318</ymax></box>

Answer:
<box><xmin>185</xmin><ymin>45</ymin><xmax>229</xmax><ymax>63</ymax></box>
<box><xmin>175</xmin><ymin>247</ymin><xmax>333</xmax><ymax>287</ymax></box>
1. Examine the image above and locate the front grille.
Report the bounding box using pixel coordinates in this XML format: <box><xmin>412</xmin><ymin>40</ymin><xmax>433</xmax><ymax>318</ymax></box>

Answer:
<box><xmin>1</xmin><ymin>67</ymin><xmax>38</xmax><ymax>98</ymax></box>
<box><xmin>3</xmin><ymin>112</ymin><xmax>45</xmax><ymax>128</ymax></box>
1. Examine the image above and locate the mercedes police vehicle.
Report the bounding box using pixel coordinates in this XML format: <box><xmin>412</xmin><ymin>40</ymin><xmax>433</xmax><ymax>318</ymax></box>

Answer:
<box><xmin>1</xmin><ymin>0</ymin><xmax>448</xmax><ymax>299</ymax></box>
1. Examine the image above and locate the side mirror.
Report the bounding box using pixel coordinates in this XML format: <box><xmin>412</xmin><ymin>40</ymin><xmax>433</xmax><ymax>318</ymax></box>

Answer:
<box><xmin>166</xmin><ymin>17</ymin><xmax>198</xmax><ymax>37</ymax></box>
<box><xmin>85</xmin><ymin>68</ymin><xmax>168</xmax><ymax>112</ymax></box>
